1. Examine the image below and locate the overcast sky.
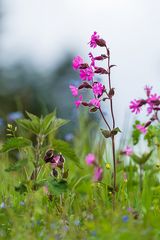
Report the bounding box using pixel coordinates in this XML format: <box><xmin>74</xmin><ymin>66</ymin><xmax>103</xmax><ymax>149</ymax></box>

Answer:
<box><xmin>1</xmin><ymin>0</ymin><xmax>160</xmax><ymax>129</ymax></box>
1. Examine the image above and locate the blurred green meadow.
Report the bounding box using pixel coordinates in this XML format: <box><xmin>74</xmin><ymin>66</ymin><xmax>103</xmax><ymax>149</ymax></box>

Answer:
<box><xmin>0</xmin><ymin>109</ymin><xmax>160</xmax><ymax>240</ymax></box>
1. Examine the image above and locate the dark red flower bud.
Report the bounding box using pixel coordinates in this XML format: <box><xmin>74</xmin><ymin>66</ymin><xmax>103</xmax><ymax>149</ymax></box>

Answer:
<box><xmin>95</xmin><ymin>38</ymin><xmax>106</xmax><ymax>47</ymax></box>
<box><xmin>78</xmin><ymin>82</ymin><xmax>92</xmax><ymax>89</ymax></box>
<box><xmin>144</xmin><ymin>121</ymin><xmax>152</xmax><ymax>128</ymax></box>
<box><xmin>82</xmin><ymin>102</ymin><xmax>89</xmax><ymax>106</ymax></box>
<box><xmin>139</xmin><ymin>99</ymin><xmax>147</xmax><ymax>107</ymax></box>
<box><xmin>44</xmin><ymin>149</ymin><xmax>54</xmax><ymax>163</ymax></box>
<box><xmin>94</xmin><ymin>67</ymin><xmax>108</xmax><ymax>74</ymax></box>
<box><xmin>94</xmin><ymin>54</ymin><xmax>107</xmax><ymax>61</ymax></box>
<box><xmin>79</xmin><ymin>63</ymin><xmax>89</xmax><ymax>69</ymax></box>
<box><xmin>52</xmin><ymin>168</ymin><xmax>58</xmax><ymax>177</ymax></box>
<box><xmin>108</xmin><ymin>88</ymin><xmax>115</xmax><ymax>98</ymax></box>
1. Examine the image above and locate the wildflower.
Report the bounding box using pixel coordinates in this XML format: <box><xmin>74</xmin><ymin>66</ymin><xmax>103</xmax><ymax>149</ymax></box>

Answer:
<box><xmin>89</xmin><ymin>52</ymin><xmax>95</xmax><ymax>67</ymax></box>
<box><xmin>92</xmin><ymin>82</ymin><xmax>104</xmax><ymax>96</ymax></box>
<box><xmin>105</xmin><ymin>163</ymin><xmax>111</xmax><ymax>169</ymax></box>
<box><xmin>144</xmin><ymin>85</ymin><xmax>152</xmax><ymax>97</ymax></box>
<box><xmin>75</xmin><ymin>95</ymin><xmax>83</xmax><ymax>108</ymax></box>
<box><xmin>147</xmin><ymin>94</ymin><xmax>160</xmax><ymax>105</ymax></box>
<box><xmin>7</xmin><ymin>111</ymin><xmax>23</xmax><ymax>121</ymax></box>
<box><xmin>123</xmin><ymin>146</ymin><xmax>133</xmax><ymax>156</ymax></box>
<box><xmin>65</xmin><ymin>133</ymin><xmax>74</xmax><ymax>141</ymax></box>
<box><xmin>93</xmin><ymin>167</ymin><xmax>103</xmax><ymax>181</ymax></box>
<box><xmin>19</xmin><ymin>201</ymin><xmax>25</xmax><ymax>206</ymax></box>
<box><xmin>89</xmin><ymin>31</ymin><xmax>100</xmax><ymax>48</ymax></box>
<box><xmin>129</xmin><ymin>100</ymin><xmax>141</xmax><ymax>114</ymax></box>
<box><xmin>72</xmin><ymin>56</ymin><xmax>83</xmax><ymax>70</ymax></box>
<box><xmin>136</xmin><ymin>124</ymin><xmax>147</xmax><ymax>134</ymax></box>
<box><xmin>69</xmin><ymin>85</ymin><xmax>78</xmax><ymax>97</ymax></box>
<box><xmin>74</xmin><ymin>219</ymin><xmax>80</xmax><ymax>226</ymax></box>
<box><xmin>89</xmin><ymin>98</ymin><xmax>100</xmax><ymax>108</ymax></box>
<box><xmin>0</xmin><ymin>202</ymin><xmax>6</xmax><ymax>209</ymax></box>
<box><xmin>85</xmin><ymin>153</ymin><xmax>96</xmax><ymax>165</ymax></box>
<box><xmin>80</xmin><ymin>67</ymin><xmax>94</xmax><ymax>81</ymax></box>
<box><xmin>122</xmin><ymin>215</ymin><xmax>129</xmax><ymax>222</ymax></box>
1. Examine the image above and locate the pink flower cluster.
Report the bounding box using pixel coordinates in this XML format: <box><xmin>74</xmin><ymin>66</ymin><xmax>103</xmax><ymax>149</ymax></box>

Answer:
<box><xmin>70</xmin><ymin>32</ymin><xmax>108</xmax><ymax>110</ymax></box>
<box><xmin>85</xmin><ymin>153</ymin><xmax>103</xmax><ymax>181</ymax></box>
<box><xmin>130</xmin><ymin>86</ymin><xmax>160</xmax><ymax>132</ymax></box>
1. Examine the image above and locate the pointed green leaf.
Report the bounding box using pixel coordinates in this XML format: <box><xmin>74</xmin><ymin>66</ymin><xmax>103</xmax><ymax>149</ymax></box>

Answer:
<box><xmin>0</xmin><ymin>137</ymin><xmax>32</xmax><ymax>153</ymax></box>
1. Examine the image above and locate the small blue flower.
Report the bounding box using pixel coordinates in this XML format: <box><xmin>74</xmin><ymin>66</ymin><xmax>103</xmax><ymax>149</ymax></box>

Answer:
<box><xmin>19</xmin><ymin>201</ymin><xmax>25</xmax><ymax>206</ymax></box>
<box><xmin>90</xmin><ymin>230</ymin><xmax>97</xmax><ymax>236</ymax></box>
<box><xmin>0</xmin><ymin>202</ymin><xmax>6</xmax><ymax>209</ymax></box>
<box><xmin>65</xmin><ymin>133</ymin><xmax>74</xmax><ymax>141</ymax></box>
<box><xmin>122</xmin><ymin>215</ymin><xmax>129</xmax><ymax>222</ymax></box>
<box><xmin>74</xmin><ymin>219</ymin><xmax>80</xmax><ymax>226</ymax></box>
<box><xmin>7</xmin><ymin>112</ymin><xmax>23</xmax><ymax>121</ymax></box>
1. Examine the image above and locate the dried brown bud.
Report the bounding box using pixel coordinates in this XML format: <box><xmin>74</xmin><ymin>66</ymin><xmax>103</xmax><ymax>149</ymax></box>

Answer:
<box><xmin>95</xmin><ymin>38</ymin><xmax>106</xmax><ymax>47</ymax></box>
<box><xmin>94</xmin><ymin>67</ymin><xmax>108</xmax><ymax>75</ymax></box>
<box><xmin>78</xmin><ymin>82</ymin><xmax>92</xmax><ymax>89</ymax></box>
<box><xmin>79</xmin><ymin>63</ymin><xmax>89</xmax><ymax>69</ymax></box>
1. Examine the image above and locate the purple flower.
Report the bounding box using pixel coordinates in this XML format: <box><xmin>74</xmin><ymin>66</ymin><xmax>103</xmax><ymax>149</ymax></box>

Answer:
<box><xmin>85</xmin><ymin>153</ymin><xmax>96</xmax><ymax>165</ymax></box>
<box><xmin>129</xmin><ymin>100</ymin><xmax>141</xmax><ymax>114</ymax></box>
<box><xmin>80</xmin><ymin>67</ymin><xmax>94</xmax><ymax>81</ymax></box>
<box><xmin>89</xmin><ymin>32</ymin><xmax>100</xmax><ymax>48</ymax></box>
<box><xmin>122</xmin><ymin>215</ymin><xmax>129</xmax><ymax>222</ymax></box>
<box><xmin>92</xmin><ymin>82</ymin><xmax>104</xmax><ymax>96</ymax></box>
<box><xmin>89</xmin><ymin>98</ymin><xmax>100</xmax><ymax>108</ymax></box>
<box><xmin>144</xmin><ymin>85</ymin><xmax>152</xmax><ymax>97</ymax></box>
<box><xmin>72</xmin><ymin>56</ymin><xmax>83</xmax><ymax>70</ymax></box>
<box><xmin>74</xmin><ymin>95</ymin><xmax>83</xmax><ymax>108</ymax></box>
<box><xmin>69</xmin><ymin>85</ymin><xmax>78</xmax><ymax>97</ymax></box>
<box><xmin>136</xmin><ymin>124</ymin><xmax>147</xmax><ymax>134</ymax></box>
<box><xmin>93</xmin><ymin>167</ymin><xmax>103</xmax><ymax>181</ymax></box>
<box><xmin>89</xmin><ymin>52</ymin><xmax>95</xmax><ymax>67</ymax></box>
<box><xmin>123</xmin><ymin>146</ymin><xmax>133</xmax><ymax>156</ymax></box>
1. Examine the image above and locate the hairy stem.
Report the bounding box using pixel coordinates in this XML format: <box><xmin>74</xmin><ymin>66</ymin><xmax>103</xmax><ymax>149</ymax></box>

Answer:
<box><xmin>106</xmin><ymin>47</ymin><xmax>117</xmax><ymax>195</ymax></box>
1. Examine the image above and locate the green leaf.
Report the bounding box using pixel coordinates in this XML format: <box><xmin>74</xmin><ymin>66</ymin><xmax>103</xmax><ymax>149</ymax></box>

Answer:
<box><xmin>0</xmin><ymin>137</ymin><xmax>32</xmax><ymax>153</ymax></box>
<box><xmin>16</xmin><ymin>119</ymin><xmax>40</xmax><ymax>134</ymax></box>
<box><xmin>131</xmin><ymin>150</ymin><xmax>153</xmax><ymax>165</ymax></box>
<box><xmin>5</xmin><ymin>159</ymin><xmax>27</xmax><ymax>172</ymax></box>
<box><xmin>52</xmin><ymin>139</ymin><xmax>80</xmax><ymax>167</ymax></box>
<box><xmin>101</xmin><ymin>129</ymin><xmax>111</xmax><ymax>138</ymax></box>
<box><xmin>47</xmin><ymin>179</ymin><xmax>68</xmax><ymax>195</ymax></box>
<box><xmin>53</xmin><ymin>118</ymin><xmax>69</xmax><ymax>131</ymax></box>
<box><xmin>41</xmin><ymin>112</ymin><xmax>56</xmax><ymax>135</ymax></box>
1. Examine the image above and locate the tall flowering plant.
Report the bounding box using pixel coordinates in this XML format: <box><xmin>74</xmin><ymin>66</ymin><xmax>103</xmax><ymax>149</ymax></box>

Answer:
<box><xmin>70</xmin><ymin>32</ymin><xmax>120</xmax><ymax>194</ymax></box>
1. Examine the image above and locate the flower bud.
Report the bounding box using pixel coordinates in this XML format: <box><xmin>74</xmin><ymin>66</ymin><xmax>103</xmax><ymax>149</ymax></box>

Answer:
<box><xmin>95</xmin><ymin>38</ymin><xmax>106</xmax><ymax>47</ymax></box>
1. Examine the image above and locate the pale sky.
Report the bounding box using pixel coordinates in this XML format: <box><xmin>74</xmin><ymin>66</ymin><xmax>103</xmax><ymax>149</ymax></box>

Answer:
<box><xmin>1</xmin><ymin>0</ymin><xmax>160</xmax><ymax>129</ymax></box>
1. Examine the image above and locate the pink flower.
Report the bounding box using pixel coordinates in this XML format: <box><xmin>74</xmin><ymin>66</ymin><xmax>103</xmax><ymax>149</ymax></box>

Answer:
<box><xmin>69</xmin><ymin>85</ymin><xmax>78</xmax><ymax>97</ymax></box>
<box><xmin>51</xmin><ymin>155</ymin><xmax>60</xmax><ymax>168</ymax></box>
<box><xmin>75</xmin><ymin>95</ymin><xmax>83</xmax><ymax>108</ymax></box>
<box><xmin>85</xmin><ymin>153</ymin><xmax>96</xmax><ymax>165</ymax></box>
<box><xmin>72</xmin><ymin>56</ymin><xmax>83</xmax><ymax>70</ymax></box>
<box><xmin>144</xmin><ymin>85</ymin><xmax>152</xmax><ymax>97</ymax></box>
<box><xmin>147</xmin><ymin>94</ymin><xmax>160</xmax><ymax>104</ymax></box>
<box><xmin>129</xmin><ymin>100</ymin><xmax>141</xmax><ymax>114</ymax></box>
<box><xmin>136</xmin><ymin>124</ymin><xmax>147</xmax><ymax>134</ymax></box>
<box><xmin>92</xmin><ymin>82</ymin><xmax>104</xmax><ymax>96</ymax></box>
<box><xmin>89</xmin><ymin>32</ymin><xmax>100</xmax><ymax>48</ymax></box>
<box><xmin>80</xmin><ymin>67</ymin><xmax>94</xmax><ymax>81</ymax></box>
<box><xmin>89</xmin><ymin>98</ymin><xmax>100</xmax><ymax>108</ymax></box>
<box><xmin>89</xmin><ymin>52</ymin><xmax>95</xmax><ymax>67</ymax></box>
<box><xmin>123</xmin><ymin>146</ymin><xmax>133</xmax><ymax>156</ymax></box>
<box><xmin>93</xmin><ymin>167</ymin><xmax>103</xmax><ymax>181</ymax></box>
